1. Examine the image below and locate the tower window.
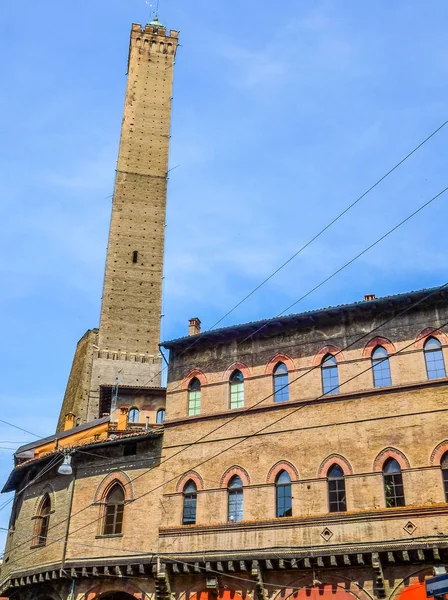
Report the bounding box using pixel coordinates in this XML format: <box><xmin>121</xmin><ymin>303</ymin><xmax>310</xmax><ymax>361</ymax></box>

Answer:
<box><xmin>132</xmin><ymin>251</ymin><xmax>138</xmax><ymax>264</ymax></box>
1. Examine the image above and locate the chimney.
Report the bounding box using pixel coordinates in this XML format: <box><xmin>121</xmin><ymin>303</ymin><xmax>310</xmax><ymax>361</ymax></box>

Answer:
<box><xmin>188</xmin><ymin>317</ymin><xmax>201</xmax><ymax>336</ymax></box>
<box><xmin>64</xmin><ymin>413</ymin><xmax>76</xmax><ymax>431</ymax></box>
<box><xmin>364</xmin><ymin>294</ymin><xmax>376</xmax><ymax>301</ymax></box>
<box><xmin>117</xmin><ymin>407</ymin><xmax>129</xmax><ymax>431</ymax></box>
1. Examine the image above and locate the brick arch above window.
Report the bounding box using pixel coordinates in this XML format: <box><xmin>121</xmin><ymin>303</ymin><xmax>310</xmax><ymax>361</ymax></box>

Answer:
<box><xmin>267</xmin><ymin>460</ymin><xmax>299</xmax><ymax>483</ymax></box>
<box><xmin>415</xmin><ymin>327</ymin><xmax>448</xmax><ymax>349</ymax></box>
<box><xmin>181</xmin><ymin>369</ymin><xmax>207</xmax><ymax>390</ymax></box>
<box><xmin>362</xmin><ymin>336</ymin><xmax>397</xmax><ymax>358</ymax></box>
<box><xmin>222</xmin><ymin>362</ymin><xmax>251</xmax><ymax>381</ymax></box>
<box><xmin>313</xmin><ymin>345</ymin><xmax>345</xmax><ymax>367</ymax></box>
<box><xmin>318</xmin><ymin>454</ymin><xmax>353</xmax><ymax>477</ymax></box>
<box><xmin>220</xmin><ymin>465</ymin><xmax>251</xmax><ymax>488</ymax></box>
<box><xmin>176</xmin><ymin>470</ymin><xmax>204</xmax><ymax>492</ymax></box>
<box><xmin>32</xmin><ymin>484</ymin><xmax>56</xmax><ymax>516</ymax></box>
<box><xmin>93</xmin><ymin>470</ymin><xmax>134</xmax><ymax>504</ymax></box>
<box><xmin>265</xmin><ymin>353</ymin><xmax>295</xmax><ymax>375</ymax></box>
<box><xmin>373</xmin><ymin>447</ymin><xmax>410</xmax><ymax>472</ymax></box>
<box><xmin>430</xmin><ymin>440</ymin><xmax>448</xmax><ymax>466</ymax></box>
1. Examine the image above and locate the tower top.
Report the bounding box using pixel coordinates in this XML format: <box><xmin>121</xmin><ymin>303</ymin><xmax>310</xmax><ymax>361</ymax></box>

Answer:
<box><xmin>131</xmin><ymin>21</ymin><xmax>179</xmax><ymax>39</ymax></box>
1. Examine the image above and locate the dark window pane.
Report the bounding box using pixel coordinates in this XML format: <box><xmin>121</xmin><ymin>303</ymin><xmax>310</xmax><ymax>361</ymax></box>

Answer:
<box><xmin>182</xmin><ymin>494</ymin><xmax>197</xmax><ymax>525</ymax></box>
<box><xmin>228</xmin><ymin>490</ymin><xmax>243</xmax><ymax>521</ymax></box>
<box><xmin>328</xmin><ymin>470</ymin><xmax>346</xmax><ymax>512</ymax></box>
<box><xmin>384</xmin><ymin>473</ymin><xmax>405</xmax><ymax>507</ymax></box>
<box><xmin>424</xmin><ymin>338</ymin><xmax>446</xmax><ymax>379</ymax></box>
<box><xmin>372</xmin><ymin>346</ymin><xmax>392</xmax><ymax>387</ymax></box>
<box><xmin>274</xmin><ymin>372</ymin><xmax>289</xmax><ymax>402</ymax></box>
<box><xmin>128</xmin><ymin>407</ymin><xmax>139</xmax><ymax>422</ymax></box>
<box><xmin>322</xmin><ymin>355</ymin><xmax>339</xmax><ymax>395</ymax></box>
<box><xmin>276</xmin><ymin>483</ymin><xmax>292</xmax><ymax>517</ymax></box>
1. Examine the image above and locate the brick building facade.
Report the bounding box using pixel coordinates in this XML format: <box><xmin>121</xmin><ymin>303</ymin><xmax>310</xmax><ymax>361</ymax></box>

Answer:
<box><xmin>1</xmin><ymin>16</ymin><xmax>448</xmax><ymax>600</ymax></box>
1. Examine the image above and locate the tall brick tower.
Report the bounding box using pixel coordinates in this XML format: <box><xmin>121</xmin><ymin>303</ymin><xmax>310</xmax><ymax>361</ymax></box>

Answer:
<box><xmin>57</xmin><ymin>20</ymin><xmax>178</xmax><ymax>430</ymax></box>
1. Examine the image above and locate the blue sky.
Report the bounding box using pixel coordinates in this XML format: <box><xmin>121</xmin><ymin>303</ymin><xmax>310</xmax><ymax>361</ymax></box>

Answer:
<box><xmin>0</xmin><ymin>0</ymin><xmax>447</xmax><ymax>543</ymax></box>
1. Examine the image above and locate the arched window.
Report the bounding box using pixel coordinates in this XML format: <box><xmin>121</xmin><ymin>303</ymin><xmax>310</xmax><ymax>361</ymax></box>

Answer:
<box><xmin>273</xmin><ymin>363</ymin><xmax>289</xmax><ymax>403</ymax></box>
<box><xmin>182</xmin><ymin>480</ymin><xmax>197</xmax><ymax>525</ymax></box>
<box><xmin>372</xmin><ymin>346</ymin><xmax>392</xmax><ymax>387</ymax></box>
<box><xmin>322</xmin><ymin>354</ymin><xmax>339</xmax><ymax>395</ymax></box>
<box><xmin>156</xmin><ymin>409</ymin><xmax>166</xmax><ymax>424</ymax></box>
<box><xmin>275</xmin><ymin>470</ymin><xmax>292</xmax><ymax>517</ymax></box>
<box><xmin>383</xmin><ymin>458</ymin><xmax>405</xmax><ymax>507</ymax></box>
<box><xmin>441</xmin><ymin>452</ymin><xmax>448</xmax><ymax>502</ymax></box>
<box><xmin>103</xmin><ymin>484</ymin><xmax>125</xmax><ymax>535</ymax></box>
<box><xmin>229</xmin><ymin>370</ymin><xmax>244</xmax><ymax>410</ymax></box>
<box><xmin>424</xmin><ymin>337</ymin><xmax>446</xmax><ymax>380</ymax></box>
<box><xmin>34</xmin><ymin>494</ymin><xmax>51</xmax><ymax>546</ymax></box>
<box><xmin>128</xmin><ymin>407</ymin><xmax>139</xmax><ymax>423</ymax></box>
<box><xmin>188</xmin><ymin>378</ymin><xmax>201</xmax><ymax>416</ymax></box>
<box><xmin>227</xmin><ymin>475</ymin><xmax>243</xmax><ymax>522</ymax></box>
<box><xmin>327</xmin><ymin>464</ymin><xmax>346</xmax><ymax>512</ymax></box>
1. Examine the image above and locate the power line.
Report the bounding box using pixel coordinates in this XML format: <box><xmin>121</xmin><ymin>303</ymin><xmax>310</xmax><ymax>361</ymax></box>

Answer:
<box><xmin>203</xmin><ymin>119</ymin><xmax>448</xmax><ymax>333</ymax></box>
<box><xmin>239</xmin><ymin>184</ymin><xmax>448</xmax><ymax>344</ymax></box>
<box><xmin>6</xmin><ymin>310</ymin><xmax>448</xmax><ymax>567</ymax></box>
<box><xmin>130</xmin><ymin>121</ymin><xmax>448</xmax><ymax>393</ymax></box>
<box><xmin>0</xmin><ymin>523</ymin><xmax>440</xmax><ymax>594</ymax></box>
<box><xmin>0</xmin><ymin>420</ymin><xmax>41</xmax><ymax>439</ymax></box>
<box><xmin>4</xmin><ymin>185</ymin><xmax>448</xmax><ymax>562</ymax></box>
<box><xmin>141</xmin><ymin>182</ymin><xmax>448</xmax><ymax>396</ymax></box>
<box><xmin>4</xmin><ymin>281</ymin><xmax>447</xmax><ymax>559</ymax></box>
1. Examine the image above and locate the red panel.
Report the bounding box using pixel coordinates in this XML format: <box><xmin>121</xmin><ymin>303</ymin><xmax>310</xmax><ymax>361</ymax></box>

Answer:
<box><xmin>397</xmin><ymin>583</ymin><xmax>427</xmax><ymax>600</ymax></box>
<box><xmin>292</xmin><ymin>586</ymin><xmax>358</xmax><ymax>600</ymax></box>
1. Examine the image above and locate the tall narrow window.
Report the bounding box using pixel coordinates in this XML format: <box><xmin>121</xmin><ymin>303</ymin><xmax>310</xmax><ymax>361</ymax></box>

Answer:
<box><xmin>275</xmin><ymin>470</ymin><xmax>292</xmax><ymax>517</ymax></box>
<box><xmin>128</xmin><ymin>407</ymin><xmax>139</xmax><ymax>423</ymax></box>
<box><xmin>230</xmin><ymin>370</ymin><xmax>244</xmax><ymax>409</ymax></box>
<box><xmin>132</xmin><ymin>250</ymin><xmax>138</xmax><ymax>264</ymax></box>
<box><xmin>327</xmin><ymin>464</ymin><xmax>346</xmax><ymax>512</ymax></box>
<box><xmin>322</xmin><ymin>354</ymin><xmax>339</xmax><ymax>395</ymax></box>
<box><xmin>227</xmin><ymin>475</ymin><xmax>243</xmax><ymax>522</ymax></box>
<box><xmin>182</xmin><ymin>480</ymin><xmax>197</xmax><ymax>525</ymax></box>
<box><xmin>156</xmin><ymin>409</ymin><xmax>166</xmax><ymax>424</ymax></box>
<box><xmin>34</xmin><ymin>494</ymin><xmax>51</xmax><ymax>546</ymax></box>
<box><xmin>424</xmin><ymin>337</ymin><xmax>446</xmax><ymax>380</ymax></box>
<box><xmin>273</xmin><ymin>363</ymin><xmax>289</xmax><ymax>402</ymax></box>
<box><xmin>103</xmin><ymin>484</ymin><xmax>125</xmax><ymax>535</ymax></box>
<box><xmin>188</xmin><ymin>378</ymin><xmax>201</xmax><ymax>416</ymax></box>
<box><xmin>441</xmin><ymin>452</ymin><xmax>448</xmax><ymax>502</ymax></box>
<box><xmin>372</xmin><ymin>346</ymin><xmax>392</xmax><ymax>387</ymax></box>
<box><xmin>383</xmin><ymin>458</ymin><xmax>405</xmax><ymax>507</ymax></box>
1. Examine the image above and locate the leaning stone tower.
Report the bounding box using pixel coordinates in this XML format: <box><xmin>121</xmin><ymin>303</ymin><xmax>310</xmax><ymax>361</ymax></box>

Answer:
<box><xmin>57</xmin><ymin>19</ymin><xmax>178</xmax><ymax>430</ymax></box>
